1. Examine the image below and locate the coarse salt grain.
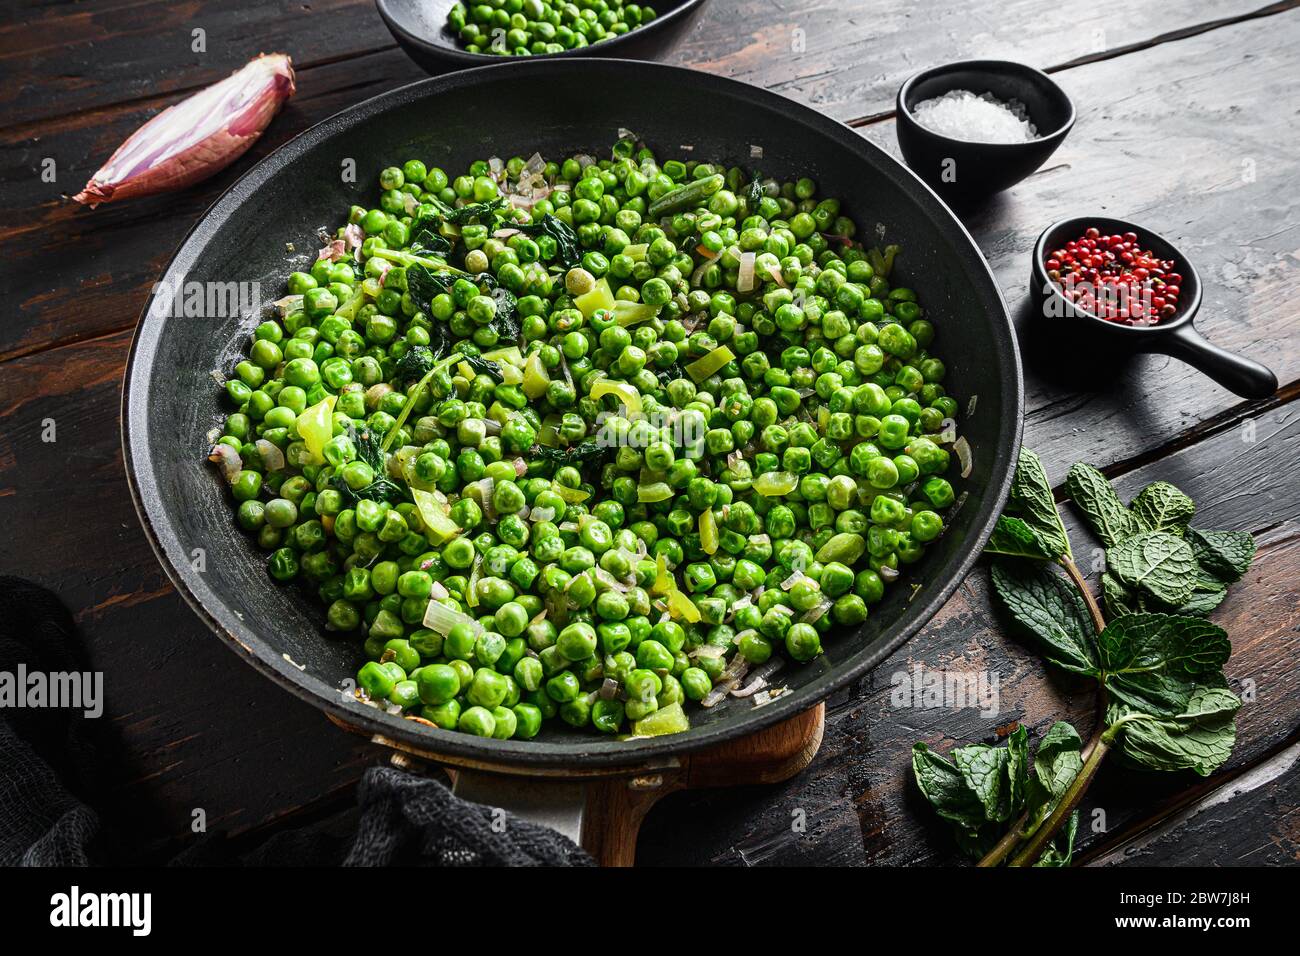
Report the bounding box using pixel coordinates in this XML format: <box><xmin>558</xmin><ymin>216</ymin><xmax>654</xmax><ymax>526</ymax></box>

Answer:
<box><xmin>911</xmin><ymin>89</ymin><xmax>1038</xmax><ymax>144</ymax></box>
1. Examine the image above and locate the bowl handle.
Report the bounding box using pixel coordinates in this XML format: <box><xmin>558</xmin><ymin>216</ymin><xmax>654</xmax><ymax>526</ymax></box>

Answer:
<box><xmin>1158</xmin><ymin>324</ymin><xmax>1278</xmax><ymax>399</ymax></box>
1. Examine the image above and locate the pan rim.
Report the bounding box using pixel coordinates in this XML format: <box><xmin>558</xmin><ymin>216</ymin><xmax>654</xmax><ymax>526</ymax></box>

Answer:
<box><xmin>375</xmin><ymin>0</ymin><xmax>710</xmax><ymax>68</ymax></box>
<box><xmin>122</xmin><ymin>57</ymin><xmax>1023</xmax><ymax>769</ymax></box>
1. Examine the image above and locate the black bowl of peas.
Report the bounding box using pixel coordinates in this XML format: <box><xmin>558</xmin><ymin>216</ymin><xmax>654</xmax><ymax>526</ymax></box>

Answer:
<box><xmin>377</xmin><ymin>0</ymin><xmax>709</xmax><ymax>73</ymax></box>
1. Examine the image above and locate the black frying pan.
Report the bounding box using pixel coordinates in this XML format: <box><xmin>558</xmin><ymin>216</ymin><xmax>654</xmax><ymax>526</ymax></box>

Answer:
<box><xmin>122</xmin><ymin>59</ymin><xmax>1022</xmax><ymax>778</ymax></box>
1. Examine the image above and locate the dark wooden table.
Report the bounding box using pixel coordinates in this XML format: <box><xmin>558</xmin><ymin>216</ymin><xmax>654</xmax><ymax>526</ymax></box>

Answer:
<box><xmin>2</xmin><ymin>0</ymin><xmax>1297</xmax><ymax>866</ymax></box>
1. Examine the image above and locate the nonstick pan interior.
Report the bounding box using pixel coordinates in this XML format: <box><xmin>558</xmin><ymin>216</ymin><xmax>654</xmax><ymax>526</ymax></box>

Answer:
<box><xmin>123</xmin><ymin>59</ymin><xmax>1022</xmax><ymax>769</ymax></box>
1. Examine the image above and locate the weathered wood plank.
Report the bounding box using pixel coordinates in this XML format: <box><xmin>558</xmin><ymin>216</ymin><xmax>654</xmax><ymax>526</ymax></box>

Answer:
<box><xmin>1086</xmin><ymin>739</ymin><xmax>1300</xmax><ymax>866</ymax></box>
<box><xmin>679</xmin><ymin>0</ymin><xmax>1294</xmax><ymax>123</ymax></box>
<box><xmin>2</xmin><ymin>0</ymin><xmax>1282</xmax><ymax>128</ymax></box>
<box><xmin>0</xmin><ymin>0</ymin><xmax>397</xmax><ymax>128</ymax></box>
<box><xmin>640</xmin><ymin>401</ymin><xmax>1300</xmax><ymax>865</ymax></box>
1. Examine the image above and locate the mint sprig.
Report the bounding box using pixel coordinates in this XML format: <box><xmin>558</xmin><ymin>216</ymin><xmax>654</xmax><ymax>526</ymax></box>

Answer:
<box><xmin>912</xmin><ymin>450</ymin><xmax>1255</xmax><ymax>866</ymax></box>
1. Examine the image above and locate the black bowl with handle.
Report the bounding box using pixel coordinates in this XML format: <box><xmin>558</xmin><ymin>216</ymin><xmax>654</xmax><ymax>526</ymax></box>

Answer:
<box><xmin>122</xmin><ymin>58</ymin><xmax>1022</xmax><ymax>829</ymax></box>
<box><xmin>377</xmin><ymin>0</ymin><xmax>708</xmax><ymax>72</ymax></box>
<box><xmin>1030</xmin><ymin>216</ymin><xmax>1277</xmax><ymax>399</ymax></box>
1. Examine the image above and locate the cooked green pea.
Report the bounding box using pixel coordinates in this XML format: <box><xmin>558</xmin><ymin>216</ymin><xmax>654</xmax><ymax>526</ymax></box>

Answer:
<box><xmin>213</xmin><ymin>142</ymin><xmax>960</xmax><ymax>743</ymax></box>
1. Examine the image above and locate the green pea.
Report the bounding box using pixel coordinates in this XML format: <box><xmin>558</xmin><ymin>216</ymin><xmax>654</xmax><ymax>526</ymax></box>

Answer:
<box><xmin>458</xmin><ymin>705</ymin><xmax>497</xmax><ymax>737</ymax></box>
<box><xmin>785</xmin><ymin>623</ymin><xmax>822</xmax><ymax>661</ymax></box>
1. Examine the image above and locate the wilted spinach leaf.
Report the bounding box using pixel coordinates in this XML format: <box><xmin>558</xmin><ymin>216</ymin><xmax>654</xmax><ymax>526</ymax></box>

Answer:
<box><xmin>461</xmin><ymin>354</ymin><xmax>505</xmax><ymax>381</ymax></box>
<box><xmin>490</xmin><ymin>285</ymin><xmax>521</xmax><ymax>342</ymax></box>
<box><xmin>528</xmin><ymin>438</ymin><xmax>611</xmax><ymax>467</ymax></box>
<box><xmin>519</xmin><ymin>213</ymin><xmax>582</xmax><ymax>269</ymax></box>
<box><xmin>394</xmin><ymin>344</ymin><xmax>437</xmax><ymax>383</ymax></box>
<box><xmin>410</xmin><ymin>215</ymin><xmax>454</xmax><ymax>258</ymax></box>
<box><xmin>440</xmin><ymin>197</ymin><xmax>511</xmax><ymax>225</ymax></box>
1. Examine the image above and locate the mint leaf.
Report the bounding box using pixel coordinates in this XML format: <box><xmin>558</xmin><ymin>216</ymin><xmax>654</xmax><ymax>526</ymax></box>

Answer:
<box><xmin>1098</xmin><ymin>613</ymin><xmax>1231</xmax><ymax>716</ymax></box>
<box><xmin>1101</xmin><ymin>571</ymin><xmax>1143</xmax><ymax>619</ymax></box>
<box><xmin>1108</xmin><ymin>531</ymin><xmax>1198</xmax><ymax>606</ymax></box>
<box><xmin>954</xmin><ymin>744</ymin><xmax>1016</xmax><ymax>823</ymax></box>
<box><xmin>916</xmin><ymin>731</ymin><xmax>1031</xmax><ymax>858</ymax></box>
<box><xmin>1109</xmin><ymin>685</ymin><xmax>1240</xmax><ymax>776</ymax></box>
<box><xmin>1007</xmin><ymin>724</ymin><xmax>1030</xmax><ymax>818</ymax></box>
<box><xmin>1194</xmin><ymin>566</ymin><xmax>1228</xmax><ymax>593</ymax></box>
<box><xmin>1006</xmin><ymin>449</ymin><xmax>1072</xmax><ymax>559</ymax></box>
<box><xmin>952</xmin><ymin>823</ymin><xmax>1001</xmax><ymax>860</ymax></box>
<box><xmin>1173</xmin><ymin>588</ymin><xmax>1228</xmax><ymax>617</ymax></box>
<box><xmin>1025</xmin><ymin>721</ymin><xmax>1083</xmax><ymax>834</ymax></box>
<box><xmin>991</xmin><ymin>560</ymin><xmax>1099</xmax><ymax>675</ymax></box>
<box><xmin>1033</xmin><ymin>723</ymin><xmax>1083</xmax><ymax>802</ymax></box>
<box><xmin>1108</xmin><ymin>562</ymin><xmax>1228</xmax><ymax>618</ymax></box>
<box><xmin>911</xmin><ymin>744</ymin><xmax>986</xmax><ymax>828</ymax></box>
<box><xmin>1188</xmin><ymin>528</ymin><xmax>1256</xmax><ymax>582</ymax></box>
<box><xmin>985</xmin><ymin>516</ymin><xmax>1055</xmax><ymax>560</ymax></box>
<box><xmin>1131</xmin><ymin>481</ymin><xmax>1195</xmax><ymax>536</ymax></box>
<box><xmin>1033</xmin><ymin>811</ymin><xmax>1079</xmax><ymax>867</ymax></box>
<box><xmin>1066</xmin><ymin>462</ymin><xmax>1137</xmax><ymax>547</ymax></box>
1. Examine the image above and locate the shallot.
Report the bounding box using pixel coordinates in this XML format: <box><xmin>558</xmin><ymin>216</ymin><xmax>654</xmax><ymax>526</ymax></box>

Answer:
<box><xmin>74</xmin><ymin>53</ymin><xmax>295</xmax><ymax>208</ymax></box>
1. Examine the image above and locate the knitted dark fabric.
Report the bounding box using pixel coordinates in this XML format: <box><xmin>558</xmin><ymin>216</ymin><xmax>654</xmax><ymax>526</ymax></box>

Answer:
<box><xmin>0</xmin><ymin>577</ymin><xmax>591</xmax><ymax>867</ymax></box>
<box><xmin>0</xmin><ymin>576</ymin><xmax>103</xmax><ymax>866</ymax></box>
<box><xmin>344</xmin><ymin>766</ymin><xmax>593</xmax><ymax>867</ymax></box>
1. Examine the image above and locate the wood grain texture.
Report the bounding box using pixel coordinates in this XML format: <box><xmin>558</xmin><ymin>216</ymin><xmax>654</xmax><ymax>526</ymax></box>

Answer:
<box><xmin>0</xmin><ymin>0</ymin><xmax>398</xmax><ymax>128</ymax></box>
<box><xmin>1085</xmin><ymin>739</ymin><xmax>1300</xmax><ymax>866</ymax></box>
<box><xmin>2</xmin><ymin>0</ymin><xmax>1282</xmax><ymax>127</ymax></box>
<box><xmin>671</xmin><ymin>0</ymin><xmax>1292</xmax><ymax>123</ymax></box>
<box><xmin>0</xmin><ymin>47</ymin><xmax>428</xmax><ymax>362</ymax></box>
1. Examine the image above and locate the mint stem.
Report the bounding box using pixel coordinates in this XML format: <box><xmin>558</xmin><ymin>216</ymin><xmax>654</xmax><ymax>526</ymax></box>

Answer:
<box><xmin>978</xmin><ymin>559</ymin><xmax>1108</xmax><ymax>868</ymax></box>
<box><xmin>1008</xmin><ymin>731</ymin><xmax>1110</xmax><ymax>867</ymax></box>
<box><xmin>1059</xmin><ymin>557</ymin><xmax>1106</xmax><ymax>636</ymax></box>
<box><xmin>977</xmin><ymin>814</ymin><xmax>1030</xmax><ymax>867</ymax></box>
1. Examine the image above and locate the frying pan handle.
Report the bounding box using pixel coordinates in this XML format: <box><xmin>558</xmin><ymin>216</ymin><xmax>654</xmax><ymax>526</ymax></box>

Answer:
<box><xmin>1159</xmin><ymin>325</ymin><xmax>1277</xmax><ymax>399</ymax></box>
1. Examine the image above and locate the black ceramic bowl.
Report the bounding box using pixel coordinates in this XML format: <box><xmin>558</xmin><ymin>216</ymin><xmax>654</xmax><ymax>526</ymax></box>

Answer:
<box><xmin>376</xmin><ymin>0</ymin><xmax>707</xmax><ymax>73</ymax></box>
<box><xmin>123</xmin><ymin>59</ymin><xmax>1022</xmax><ymax>770</ymax></box>
<box><xmin>1030</xmin><ymin>216</ymin><xmax>1277</xmax><ymax>398</ymax></box>
<box><xmin>896</xmin><ymin>60</ymin><xmax>1074</xmax><ymax>204</ymax></box>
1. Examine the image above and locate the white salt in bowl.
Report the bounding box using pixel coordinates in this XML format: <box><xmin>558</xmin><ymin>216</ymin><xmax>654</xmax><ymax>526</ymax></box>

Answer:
<box><xmin>896</xmin><ymin>60</ymin><xmax>1074</xmax><ymax>205</ymax></box>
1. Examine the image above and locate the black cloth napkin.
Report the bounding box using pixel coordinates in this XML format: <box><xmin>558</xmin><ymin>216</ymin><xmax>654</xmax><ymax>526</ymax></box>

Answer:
<box><xmin>0</xmin><ymin>576</ymin><xmax>591</xmax><ymax>867</ymax></box>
